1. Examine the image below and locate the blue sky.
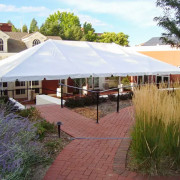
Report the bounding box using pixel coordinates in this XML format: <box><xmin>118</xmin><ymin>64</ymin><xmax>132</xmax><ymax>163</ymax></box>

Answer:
<box><xmin>0</xmin><ymin>0</ymin><xmax>164</xmax><ymax>46</ymax></box>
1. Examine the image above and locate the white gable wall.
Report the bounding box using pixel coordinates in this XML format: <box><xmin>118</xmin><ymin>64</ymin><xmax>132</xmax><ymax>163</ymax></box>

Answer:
<box><xmin>0</xmin><ymin>30</ymin><xmax>9</xmax><ymax>53</ymax></box>
<box><xmin>22</xmin><ymin>32</ymin><xmax>47</xmax><ymax>48</ymax></box>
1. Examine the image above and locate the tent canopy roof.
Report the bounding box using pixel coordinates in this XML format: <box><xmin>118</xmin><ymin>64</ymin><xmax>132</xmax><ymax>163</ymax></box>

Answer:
<box><xmin>0</xmin><ymin>39</ymin><xmax>180</xmax><ymax>82</ymax></box>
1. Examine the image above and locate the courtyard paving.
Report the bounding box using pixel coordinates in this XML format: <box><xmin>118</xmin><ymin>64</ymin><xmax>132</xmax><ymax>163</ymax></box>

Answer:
<box><xmin>37</xmin><ymin>105</ymin><xmax>174</xmax><ymax>180</ymax></box>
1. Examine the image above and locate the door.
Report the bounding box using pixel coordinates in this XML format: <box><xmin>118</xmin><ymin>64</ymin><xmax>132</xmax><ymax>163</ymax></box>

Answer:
<box><xmin>94</xmin><ymin>77</ymin><xmax>99</xmax><ymax>89</ymax></box>
<box><xmin>88</xmin><ymin>77</ymin><xmax>99</xmax><ymax>89</ymax></box>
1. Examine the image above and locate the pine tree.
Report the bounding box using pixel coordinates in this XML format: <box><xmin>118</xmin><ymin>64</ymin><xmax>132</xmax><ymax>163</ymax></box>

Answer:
<box><xmin>29</xmin><ymin>18</ymin><xmax>39</xmax><ymax>33</ymax></box>
<box><xmin>22</xmin><ymin>24</ymin><xmax>28</xmax><ymax>32</ymax></box>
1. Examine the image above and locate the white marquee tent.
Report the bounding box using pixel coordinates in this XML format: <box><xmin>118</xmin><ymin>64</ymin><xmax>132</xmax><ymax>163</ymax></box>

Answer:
<box><xmin>0</xmin><ymin>39</ymin><xmax>180</xmax><ymax>82</ymax></box>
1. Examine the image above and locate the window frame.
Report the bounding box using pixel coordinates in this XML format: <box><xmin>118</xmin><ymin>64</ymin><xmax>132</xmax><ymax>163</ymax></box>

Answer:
<box><xmin>94</xmin><ymin>77</ymin><xmax>99</xmax><ymax>88</ymax></box>
<box><xmin>3</xmin><ymin>82</ymin><xmax>7</xmax><ymax>87</ymax></box>
<box><xmin>3</xmin><ymin>90</ymin><xmax>8</xmax><ymax>96</ymax></box>
<box><xmin>0</xmin><ymin>38</ymin><xmax>3</xmax><ymax>51</ymax></box>
<box><xmin>33</xmin><ymin>88</ymin><xmax>40</xmax><ymax>94</ymax></box>
<box><xmin>15</xmin><ymin>81</ymin><xmax>25</xmax><ymax>87</ymax></box>
<box><xmin>16</xmin><ymin>89</ymin><xmax>26</xmax><ymax>95</ymax></box>
<box><xmin>32</xmin><ymin>39</ymin><xmax>41</xmax><ymax>47</ymax></box>
<box><xmin>32</xmin><ymin>81</ymin><xmax>39</xmax><ymax>86</ymax></box>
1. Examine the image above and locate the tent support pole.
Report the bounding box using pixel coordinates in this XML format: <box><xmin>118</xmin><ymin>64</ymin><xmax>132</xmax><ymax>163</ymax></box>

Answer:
<box><xmin>27</xmin><ymin>81</ymin><xmax>29</xmax><ymax>100</ymax></box>
<box><xmin>117</xmin><ymin>88</ymin><xmax>120</xmax><ymax>113</ymax></box>
<box><xmin>96</xmin><ymin>92</ymin><xmax>99</xmax><ymax>124</ymax></box>
<box><xmin>0</xmin><ymin>79</ymin><xmax>3</xmax><ymax>97</ymax></box>
<box><xmin>85</xmin><ymin>78</ymin><xmax>88</xmax><ymax>95</ymax></box>
<box><xmin>119</xmin><ymin>76</ymin><xmax>121</xmax><ymax>85</ymax></box>
<box><xmin>169</xmin><ymin>74</ymin><xmax>171</xmax><ymax>88</ymax></box>
<box><xmin>61</xmin><ymin>83</ymin><xmax>63</xmax><ymax>108</ymax></box>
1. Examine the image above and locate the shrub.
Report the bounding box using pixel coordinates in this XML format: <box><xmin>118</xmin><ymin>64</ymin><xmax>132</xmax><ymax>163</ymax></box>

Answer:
<box><xmin>0</xmin><ymin>108</ymin><xmax>49</xmax><ymax>179</ymax></box>
<box><xmin>17</xmin><ymin>106</ymin><xmax>55</xmax><ymax>139</ymax></box>
<box><xmin>0</xmin><ymin>96</ymin><xmax>19</xmax><ymax>114</ymax></box>
<box><xmin>18</xmin><ymin>106</ymin><xmax>41</xmax><ymax>121</ymax></box>
<box><xmin>0</xmin><ymin>96</ymin><xmax>9</xmax><ymax>104</ymax></box>
<box><xmin>121</xmin><ymin>76</ymin><xmax>130</xmax><ymax>86</ymax></box>
<box><xmin>108</xmin><ymin>92</ymin><xmax>133</xmax><ymax>102</ymax></box>
<box><xmin>34</xmin><ymin>120</ymin><xmax>55</xmax><ymax>139</ymax></box>
<box><xmin>65</xmin><ymin>94</ymin><xmax>107</xmax><ymax>108</ymax></box>
<box><xmin>120</xmin><ymin>92</ymin><xmax>133</xmax><ymax>100</ymax></box>
<box><xmin>130</xmin><ymin>84</ymin><xmax>180</xmax><ymax>175</ymax></box>
<box><xmin>121</xmin><ymin>76</ymin><xmax>131</xmax><ymax>91</ymax></box>
<box><xmin>108</xmin><ymin>94</ymin><xmax>117</xmax><ymax>101</ymax></box>
<box><xmin>45</xmin><ymin>139</ymin><xmax>62</xmax><ymax>154</ymax></box>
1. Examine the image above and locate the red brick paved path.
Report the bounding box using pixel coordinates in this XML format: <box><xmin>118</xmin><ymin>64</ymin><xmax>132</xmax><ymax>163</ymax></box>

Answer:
<box><xmin>36</xmin><ymin>105</ymin><xmax>140</xmax><ymax>180</ymax></box>
<box><xmin>37</xmin><ymin>105</ymin><xmax>180</xmax><ymax>180</ymax></box>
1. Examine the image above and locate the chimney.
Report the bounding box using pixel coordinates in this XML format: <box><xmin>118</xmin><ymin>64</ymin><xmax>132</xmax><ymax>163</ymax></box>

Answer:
<box><xmin>0</xmin><ymin>23</ymin><xmax>12</xmax><ymax>32</ymax></box>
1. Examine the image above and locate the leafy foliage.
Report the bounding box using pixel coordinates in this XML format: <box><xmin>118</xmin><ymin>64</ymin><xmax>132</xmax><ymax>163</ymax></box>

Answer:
<box><xmin>29</xmin><ymin>18</ymin><xmax>39</xmax><ymax>33</ymax></box>
<box><xmin>98</xmin><ymin>32</ymin><xmax>129</xmax><ymax>46</ymax></box>
<box><xmin>154</xmin><ymin>0</ymin><xmax>180</xmax><ymax>47</ymax></box>
<box><xmin>34</xmin><ymin>120</ymin><xmax>55</xmax><ymax>139</ymax></box>
<box><xmin>17</xmin><ymin>107</ymin><xmax>41</xmax><ymax>121</ymax></box>
<box><xmin>121</xmin><ymin>76</ymin><xmax>130</xmax><ymax>86</ymax></box>
<box><xmin>0</xmin><ymin>97</ymin><xmax>19</xmax><ymax>114</ymax></box>
<box><xmin>64</xmin><ymin>24</ymin><xmax>83</xmax><ymax>40</ymax></box>
<box><xmin>81</xmin><ymin>22</ymin><xmax>97</xmax><ymax>42</ymax></box>
<box><xmin>108</xmin><ymin>92</ymin><xmax>133</xmax><ymax>101</ymax></box>
<box><xmin>0</xmin><ymin>96</ymin><xmax>9</xmax><ymax>104</ymax></box>
<box><xmin>65</xmin><ymin>94</ymin><xmax>107</xmax><ymax>108</ymax></box>
<box><xmin>45</xmin><ymin>139</ymin><xmax>62</xmax><ymax>154</ymax></box>
<box><xmin>17</xmin><ymin>106</ymin><xmax>55</xmax><ymax>138</ymax></box>
<box><xmin>40</xmin><ymin>11</ymin><xmax>82</xmax><ymax>40</ymax></box>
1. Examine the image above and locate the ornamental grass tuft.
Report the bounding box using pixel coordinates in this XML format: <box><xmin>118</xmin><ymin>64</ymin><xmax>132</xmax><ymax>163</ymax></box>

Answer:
<box><xmin>130</xmin><ymin>84</ymin><xmax>180</xmax><ymax>175</ymax></box>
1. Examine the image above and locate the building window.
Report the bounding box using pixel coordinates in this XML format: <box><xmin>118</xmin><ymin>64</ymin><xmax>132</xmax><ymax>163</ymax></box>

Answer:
<box><xmin>33</xmin><ymin>88</ymin><xmax>40</xmax><ymax>94</ymax></box>
<box><xmin>0</xmin><ymin>38</ymin><xmax>3</xmax><ymax>51</ymax></box>
<box><xmin>15</xmin><ymin>81</ymin><xmax>25</xmax><ymax>87</ymax></box>
<box><xmin>29</xmin><ymin>81</ymin><xmax>39</xmax><ymax>86</ymax></box>
<box><xmin>94</xmin><ymin>77</ymin><xmax>99</xmax><ymax>88</ymax></box>
<box><xmin>144</xmin><ymin>75</ymin><xmax>149</xmax><ymax>84</ymax></box>
<box><xmin>32</xmin><ymin>39</ymin><xmax>40</xmax><ymax>46</ymax></box>
<box><xmin>3</xmin><ymin>90</ymin><xmax>8</xmax><ymax>96</ymax></box>
<box><xmin>32</xmin><ymin>81</ymin><xmax>39</xmax><ymax>86</ymax></box>
<box><xmin>3</xmin><ymin>82</ymin><xmax>7</xmax><ymax>87</ymax></box>
<box><xmin>16</xmin><ymin>89</ymin><xmax>25</xmax><ymax>95</ymax></box>
<box><xmin>138</xmin><ymin>76</ymin><xmax>143</xmax><ymax>85</ymax></box>
<box><xmin>88</xmin><ymin>77</ymin><xmax>93</xmax><ymax>88</ymax></box>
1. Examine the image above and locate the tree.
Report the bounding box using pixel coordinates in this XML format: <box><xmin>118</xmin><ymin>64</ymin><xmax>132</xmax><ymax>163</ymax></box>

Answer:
<box><xmin>22</xmin><ymin>24</ymin><xmax>28</xmax><ymax>32</ymax></box>
<box><xmin>7</xmin><ymin>20</ymin><xmax>21</xmax><ymax>32</ymax></box>
<box><xmin>98</xmin><ymin>32</ymin><xmax>129</xmax><ymax>46</ymax></box>
<box><xmin>64</xmin><ymin>25</ymin><xmax>83</xmax><ymax>40</ymax></box>
<box><xmin>81</xmin><ymin>22</ymin><xmax>97</xmax><ymax>42</ymax></box>
<box><xmin>154</xmin><ymin>0</ymin><xmax>180</xmax><ymax>47</ymax></box>
<box><xmin>29</xmin><ymin>18</ymin><xmax>39</xmax><ymax>33</ymax></box>
<box><xmin>40</xmin><ymin>11</ymin><xmax>82</xmax><ymax>40</ymax></box>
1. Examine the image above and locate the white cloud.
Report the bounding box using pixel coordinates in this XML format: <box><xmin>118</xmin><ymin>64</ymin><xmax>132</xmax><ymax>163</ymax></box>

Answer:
<box><xmin>78</xmin><ymin>14</ymin><xmax>107</xmax><ymax>26</ymax></box>
<box><xmin>0</xmin><ymin>3</ymin><xmax>107</xmax><ymax>27</ymax></box>
<box><xmin>59</xmin><ymin>0</ymin><xmax>162</xmax><ymax>27</ymax></box>
<box><xmin>0</xmin><ymin>4</ymin><xmax>50</xmax><ymax>13</ymax></box>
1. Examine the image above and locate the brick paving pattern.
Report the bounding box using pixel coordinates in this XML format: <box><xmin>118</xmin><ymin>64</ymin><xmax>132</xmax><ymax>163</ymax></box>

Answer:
<box><xmin>37</xmin><ymin>105</ymin><xmax>178</xmax><ymax>180</ymax></box>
